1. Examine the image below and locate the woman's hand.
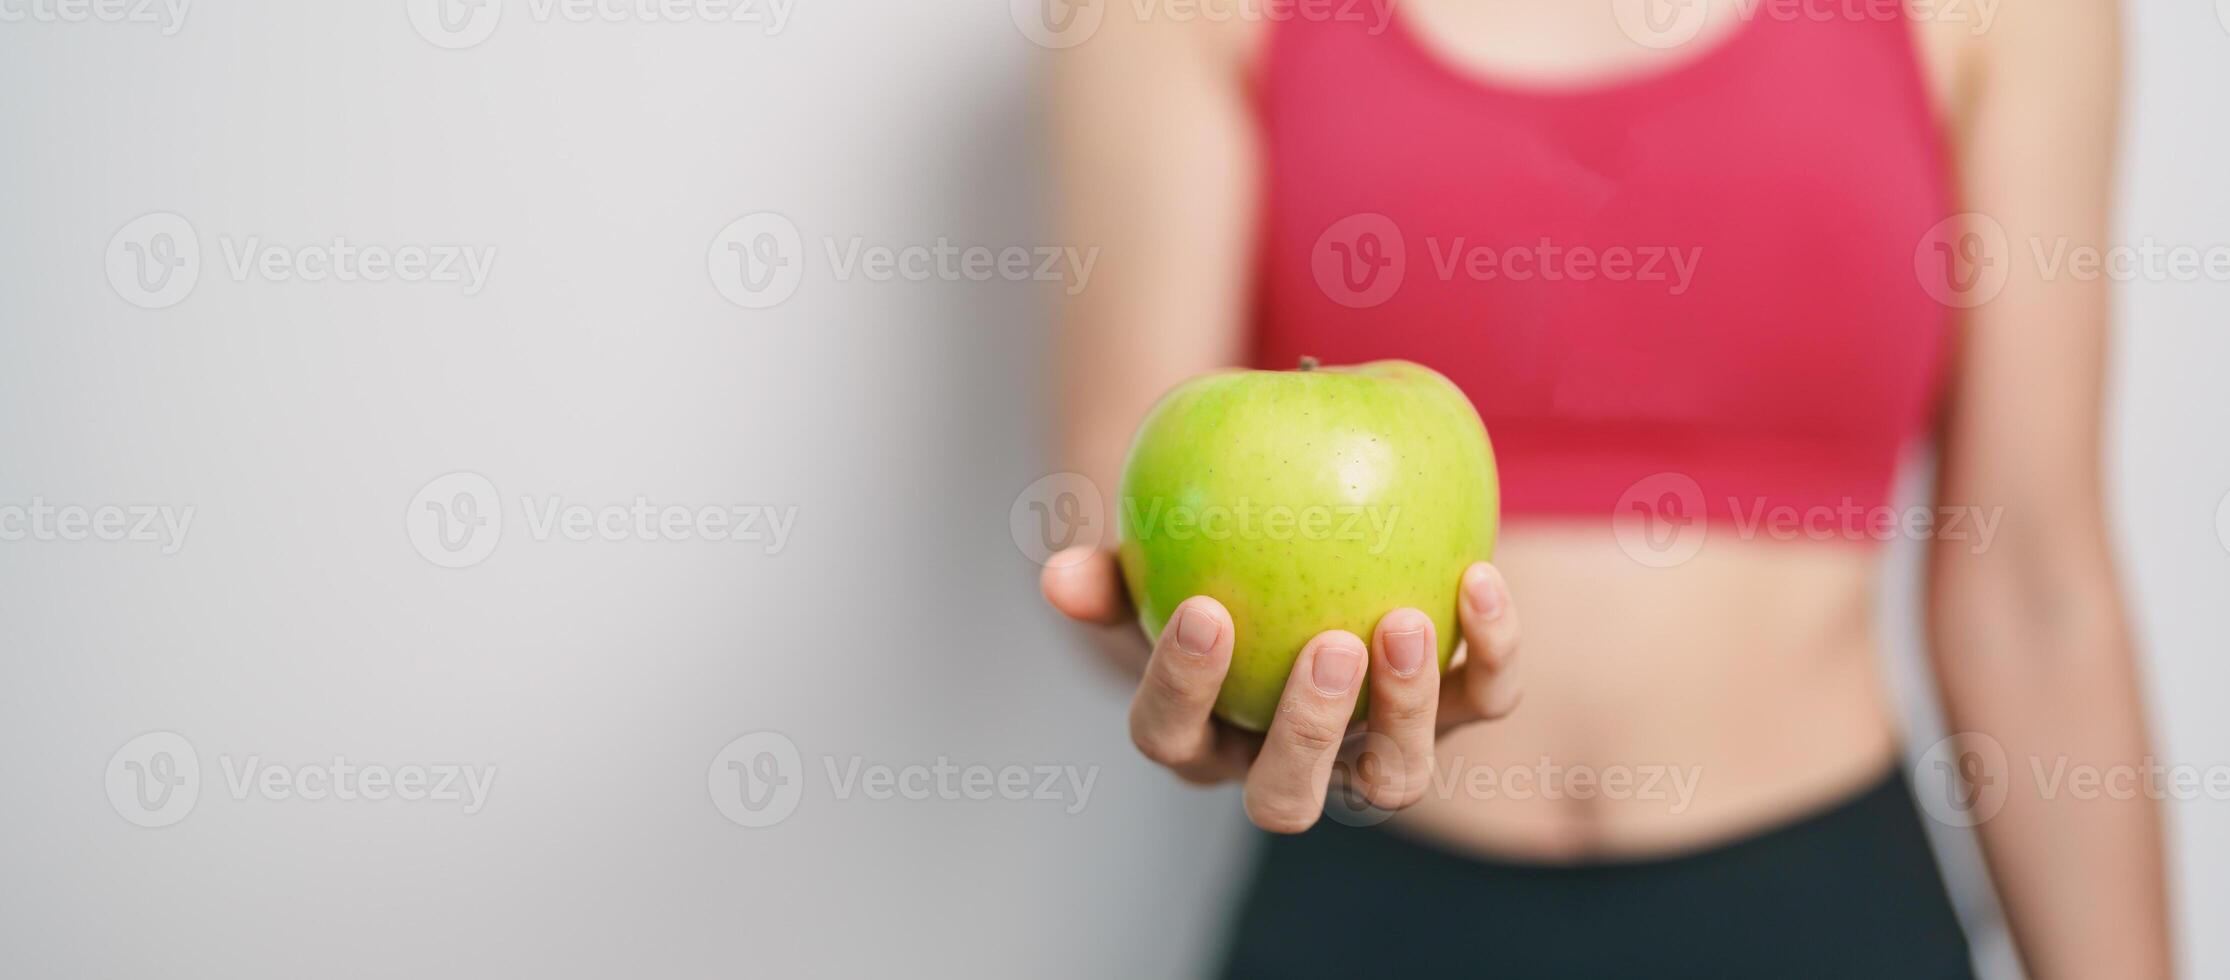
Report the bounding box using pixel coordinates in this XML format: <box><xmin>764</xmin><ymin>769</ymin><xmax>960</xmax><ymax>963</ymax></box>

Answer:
<box><xmin>1041</xmin><ymin>547</ymin><xmax>1523</xmax><ymax>833</ymax></box>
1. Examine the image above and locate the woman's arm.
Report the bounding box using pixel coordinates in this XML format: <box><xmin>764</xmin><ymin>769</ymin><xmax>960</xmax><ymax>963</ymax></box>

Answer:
<box><xmin>1050</xmin><ymin>11</ymin><xmax>1256</xmax><ymax>520</ymax></box>
<box><xmin>1042</xmin><ymin>11</ymin><xmax>1257</xmax><ymax>668</ymax></box>
<box><xmin>1927</xmin><ymin>2</ymin><xmax>2171</xmax><ymax>975</ymax></box>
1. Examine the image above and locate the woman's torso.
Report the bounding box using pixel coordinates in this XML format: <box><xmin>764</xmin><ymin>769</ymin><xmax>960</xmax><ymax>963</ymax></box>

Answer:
<box><xmin>1236</xmin><ymin>0</ymin><xmax>1978</xmax><ymax>859</ymax></box>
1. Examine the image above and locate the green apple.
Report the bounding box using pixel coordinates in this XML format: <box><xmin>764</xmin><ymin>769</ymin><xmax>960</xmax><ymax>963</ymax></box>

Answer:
<box><xmin>1116</xmin><ymin>358</ymin><xmax>1499</xmax><ymax>731</ymax></box>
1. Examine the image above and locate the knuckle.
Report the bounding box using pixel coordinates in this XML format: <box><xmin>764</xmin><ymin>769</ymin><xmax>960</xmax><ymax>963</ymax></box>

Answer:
<box><xmin>1344</xmin><ymin>743</ymin><xmax>1428</xmax><ymax>810</ymax></box>
<box><xmin>1172</xmin><ymin>765</ymin><xmax>1230</xmax><ymax>788</ymax></box>
<box><xmin>1129</xmin><ymin>723</ymin><xmax>1197</xmax><ymax>769</ymax></box>
<box><xmin>1376</xmin><ymin>763</ymin><xmax>1434</xmax><ymax>809</ymax></box>
<box><xmin>1243</xmin><ymin>792</ymin><xmax>1322</xmax><ymax>835</ymax></box>
<box><xmin>1141</xmin><ymin>732</ymin><xmax>1195</xmax><ymax>772</ymax></box>
<box><xmin>1274</xmin><ymin>702</ymin><xmax>1346</xmax><ymax>755</ymax></box>
<box><xmin>1358</xmin><ymin>779</ymin><xmax>1424</xmax><ymax>811</ymax></box>
<box><xmin>1140</xmin><ymin>658</ymin><xmax>1210</xmax><ymax>709</ymax></box>
<box><xmin>1378</xmin><ymin>689</ymin><xmax>1437</xmax><ymax>730</ymax></box>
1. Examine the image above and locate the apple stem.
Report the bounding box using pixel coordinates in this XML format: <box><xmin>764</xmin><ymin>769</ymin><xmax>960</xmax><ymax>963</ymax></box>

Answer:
<box><xmin>1298</xmin><ymin>356</ymin><xmax>1319</xmax><ymax>372</ymax></box>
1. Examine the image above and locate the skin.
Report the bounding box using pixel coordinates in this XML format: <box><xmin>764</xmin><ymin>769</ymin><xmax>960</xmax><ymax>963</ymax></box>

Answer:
<box><xmin>1041</xmin><ymin>1</ymin><xmax>2169</xmax><ymax>976</ymax></box>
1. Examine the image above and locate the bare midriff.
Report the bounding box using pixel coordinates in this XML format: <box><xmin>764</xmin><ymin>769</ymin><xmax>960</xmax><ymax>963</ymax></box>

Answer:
<box><xmin>1391</xmin><ymin>524</ymin><xmax>1902</xmax><ymax>862</ymax></box>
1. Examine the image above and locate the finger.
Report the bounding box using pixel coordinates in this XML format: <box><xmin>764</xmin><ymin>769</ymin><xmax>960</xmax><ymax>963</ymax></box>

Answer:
<box><xmin>1350</xmin><ymin>608</ymin><xmax>1440</xmax><ymax>810</ymax></box>
<box><xmin>1444</xmin><ymin>562</ymin><xmax>1523</xmax><ymax>728</ymax></box>
<box><xmin>1129</xmin><ymin>596</ymin><xmax>1242</xmax><ymax>782</ymax></box>
<box><xmin>1040</xmin><ymin>547</ymin><xmax>1130</xmax><ymax>626</ymax></box>
<box><xmin>1243</xmin><ymin>631</ymin><xmax>1368</xmax><ymax>833</ymax></box>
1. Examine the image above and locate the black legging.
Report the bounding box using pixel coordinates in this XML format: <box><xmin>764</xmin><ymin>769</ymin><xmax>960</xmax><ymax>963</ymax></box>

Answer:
<box><xmin>1220</xmin><ymin>768</ymin><xmax>1975</xmax><ymax>979</ymax></box>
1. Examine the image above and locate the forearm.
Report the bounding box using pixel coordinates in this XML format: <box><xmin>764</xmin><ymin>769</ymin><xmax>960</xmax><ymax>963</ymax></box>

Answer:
<box><xmin>1929</xmin><ymin>561</ymin><xmax>2170</xmax><ymax>978</ymax></box>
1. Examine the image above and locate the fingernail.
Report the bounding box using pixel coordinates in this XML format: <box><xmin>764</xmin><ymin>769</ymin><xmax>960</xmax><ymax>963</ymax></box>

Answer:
<box><xmin>1465</xmin><ymin>565</ymin><xmax>1504</xmax><ymax>621</ymax></box>
<box><xmin>1386</xmin><ymin>628</ymin><xmax>1426</xmax><ymax>677</ymax></box>
<box><xmin>1174</xmin><ymin>605</ymin><xmax>1218</xmax><ymax>657</ymax></box>
<box><xmin>1311</xmin><ymin>637</ymin><xmax>1364</xmax><ymax>696</ymax></box>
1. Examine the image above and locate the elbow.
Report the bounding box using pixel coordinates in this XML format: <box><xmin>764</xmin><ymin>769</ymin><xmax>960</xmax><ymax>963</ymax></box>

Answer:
<box><xmin>1924</xmin><ymin>529</ymin><xmax>2132</xmax><ymax>677</ymax></box>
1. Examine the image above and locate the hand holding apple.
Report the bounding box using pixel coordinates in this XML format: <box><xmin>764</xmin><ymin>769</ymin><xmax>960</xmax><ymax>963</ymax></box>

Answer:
<box><xmin>1039</xmin><ymin>359</ymin><xmax>1519</xmax><ymax>833</ymax></box>
<box><xmin>1041</xmin><ymin>548</ymin><xmax>1522</xmax><ymax>833</ymax></box>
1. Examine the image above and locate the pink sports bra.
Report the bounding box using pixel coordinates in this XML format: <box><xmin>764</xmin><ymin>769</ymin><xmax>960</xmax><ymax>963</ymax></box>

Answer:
<box><xmin>1248</xmin><ymin>2</ymin><xmax>1957</xmax><ymax>528</ymax></box>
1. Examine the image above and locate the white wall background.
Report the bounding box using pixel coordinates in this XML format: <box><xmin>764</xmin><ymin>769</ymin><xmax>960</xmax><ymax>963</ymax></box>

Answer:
<box><xmin>0</xmin><ymin>2</ymin><xmax>2220</xmax><ymax>977</ymax></box>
